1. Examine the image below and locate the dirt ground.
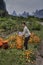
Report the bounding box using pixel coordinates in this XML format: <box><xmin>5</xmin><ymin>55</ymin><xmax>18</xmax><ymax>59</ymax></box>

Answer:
<box><xmin>36</xmin><ymin>41</ymin><xmax>43</xmax><ymax>65</ymax></box>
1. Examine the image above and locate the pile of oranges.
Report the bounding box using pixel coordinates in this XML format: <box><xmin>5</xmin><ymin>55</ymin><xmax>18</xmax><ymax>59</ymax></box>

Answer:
<box><xmin>29</xmin><ymin>32</ymin><xmax>40</xmax><ymax>43</ymax></box>
<box><xmin>0</xmin><ymin>37</ymin><xmax>3</xmax><ymax>47</ymax></box>
<box><xmin>15</xmin><ymin>32</ymin><xmax>40</xmax><ymax>49</ymax></box>
<box><xmin>15</xmin><ymin>35</ymin><xmax>24</xmax><ymax>49</ymax></box>
<box><xmin>24</xmin><ymin>50</ymin><xmax>36</xmax><ymax>64</ymax></box>
<box><xmin>24</xmin><ymin>50</ymin><xmax>32</xmax><ymax>59</ymax></box>
<box><xmin>0</xmin><ymin>32</ymin><xmax>40</xmax><ymax>49</ymax></box>
<box><xmin>0</xmin><ymin>37</ymin><xmax>9</xmax><ymax>49</ymax></box>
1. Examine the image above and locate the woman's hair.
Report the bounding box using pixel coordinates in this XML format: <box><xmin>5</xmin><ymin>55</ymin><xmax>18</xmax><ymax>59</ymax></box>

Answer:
<box><xmin>22</xmin><ymin>22</ymin><xmax>26</xmax><ymax>25</ymax></box>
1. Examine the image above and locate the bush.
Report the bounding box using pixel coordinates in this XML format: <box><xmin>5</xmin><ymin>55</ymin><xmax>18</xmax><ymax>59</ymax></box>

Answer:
<box><xmin>32</xmin><ymin>22</ymin><xmax>41</xmax><ymax>30</ymax></box>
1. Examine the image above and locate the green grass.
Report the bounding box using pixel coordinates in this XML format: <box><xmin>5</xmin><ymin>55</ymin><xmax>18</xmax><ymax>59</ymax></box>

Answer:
<box><xmin>0</xmin><ymin>48</ymin><xmax>24</xmax><ymax>65</ymax></box>
<box><xmin>33</xmin><ymin>26</ymin><xmax>43</xmax><ymax>40</ymax></box>
<box><xmin>0</xmin><ymin>43</ymin><xmax>36</xmax><ymax>65</ymax></box>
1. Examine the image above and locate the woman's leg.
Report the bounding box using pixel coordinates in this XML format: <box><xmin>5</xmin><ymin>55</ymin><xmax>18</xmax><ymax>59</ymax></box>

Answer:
<box><xmin>24</xmin><ymin>36</ymin><xmax>30</xmax><ymax>50</ymax></box>
<box><xmin>24</xmin><ymin>38</ymin><xmax>28</xmax><ymax>50</ymax></box>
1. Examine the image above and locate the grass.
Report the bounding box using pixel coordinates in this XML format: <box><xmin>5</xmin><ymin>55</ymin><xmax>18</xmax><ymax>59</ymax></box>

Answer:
<box><xmin>0</xmin><ymin>43</ymin><xmax>36</xmax><ymax>65</ymax></box>
<box><xmin>0</xmin><ymin>48</ymin><xmax>24</xmax><ymax>65</ymax></box>
<box><xmin>33</xmin><ymin>25</ymin><xmax>43</xmax><ymax>40</ymax></box>
<box><xmin>0</xmin><ymin>49</ymin><xmax>23</xmax><ymax>65</ymax></box>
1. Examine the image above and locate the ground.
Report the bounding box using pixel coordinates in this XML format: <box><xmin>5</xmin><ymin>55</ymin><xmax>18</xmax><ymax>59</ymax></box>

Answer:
<box><xmin>36</xmin><ymin>40</ymin><xmax>43</xmax><ymax>65</ymax></box>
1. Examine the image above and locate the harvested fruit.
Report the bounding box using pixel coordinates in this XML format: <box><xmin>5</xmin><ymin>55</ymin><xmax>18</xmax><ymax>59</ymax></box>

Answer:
<box><xmin>15</xmin><ymin>35</ymin><xmax>23</xmax><ymax>49</ymax></box>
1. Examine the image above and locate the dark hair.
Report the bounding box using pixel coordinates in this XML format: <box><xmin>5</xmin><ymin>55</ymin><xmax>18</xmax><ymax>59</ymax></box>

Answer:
<box><xmin>22</xmin><ymin>22</ymin><xmax>26</xmax><ymax>25</ymax></box>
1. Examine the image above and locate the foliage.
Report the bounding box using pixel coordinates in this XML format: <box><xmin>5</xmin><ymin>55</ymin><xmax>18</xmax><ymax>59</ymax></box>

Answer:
<box><xmin>0</xmin><ymin>15</ymin><xmax>43</xmax><ymax>65</ymax></box>
<box><xmin>0</xmin><ymin>16</ymin><xmax>42</xmax><ymax>38</ymax></box>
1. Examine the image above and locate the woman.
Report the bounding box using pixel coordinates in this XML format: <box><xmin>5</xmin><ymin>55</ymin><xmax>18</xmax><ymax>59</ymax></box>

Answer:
<box><xmin>22</xmin><ymin>22</ymin><xmax>31</xmax><ymax>50</ymax></box>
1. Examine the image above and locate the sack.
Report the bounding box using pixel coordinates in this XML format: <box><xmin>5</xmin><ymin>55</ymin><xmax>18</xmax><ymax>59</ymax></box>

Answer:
<box><xmin>15</xmin><ymin>35</ymin><xmax>23</xmax><ymax>49</ymax></box>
